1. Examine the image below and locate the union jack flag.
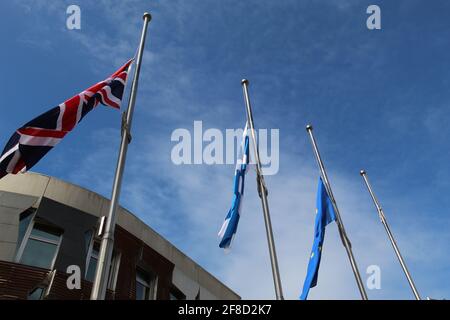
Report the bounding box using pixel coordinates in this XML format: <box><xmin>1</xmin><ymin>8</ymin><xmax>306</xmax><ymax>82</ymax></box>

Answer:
<box><xmin>0</xmin><ymin>59</ymin><xmax>133</xmax><ymax>180</ymax></box>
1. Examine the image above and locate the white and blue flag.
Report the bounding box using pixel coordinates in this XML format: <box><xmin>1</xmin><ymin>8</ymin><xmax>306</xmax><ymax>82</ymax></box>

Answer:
<box><xmin>218</xmin><ymin>123</ymin><xmax>250</xmax><ymax>249</ymax></box>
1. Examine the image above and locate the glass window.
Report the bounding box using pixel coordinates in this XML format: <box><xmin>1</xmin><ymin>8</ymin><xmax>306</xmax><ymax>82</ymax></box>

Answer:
<box><xmin>84</xmin><ymin>229</ymin><xmax>93</xmax><ymax>254</ymax></box>
<box><xmin>136</xmin><ymin>269</ymin><xmax>156</xmax><ymax>300</ymax></box>
<box><xmin>195</xmin><ymin>289</ymin><xmax>200</xmax><ymax>300</ymax></box>
<box><xmin>27</xmin><ymin>287</ymin><xmax>45</xmax><ymax>300</ymax></box>
<box><xmin>17</xmin><ymin>209</ymin><xmax>34</xmax><ymax>253</ymax></box>
<box><xmin>170</xmin><ymin>286</ymin><xmax>186</xmax><ymax>300</ymax></box>
<box><xmin>136</xmin><ymin>281</ymin><xmax>146</xmax><ymax>300</ymax></box>
<box><xmin>19</xmin><ymin>223</ymin><xmax>62</xmax><ymax>269</ymax></box>
<box><xmin>30</xmin><ymin>225</ymin><xmax>61</xmax><ymax>242</ymax></box>
<box><xmin>84</xmin><ymin>236</ymin><xmax>120</xmax><ymax>289</ymax></box>
<box><xmin>107</xmin><ymin>251</ymin><xmax>121</xmax><ymax>291</ymax></box>
<box><xmin>170</xmin><ymin>292</ymin><xmax>184</xmax><ymax>300</ymax></box>
<box><xmin>85</xmin><ymin>241</ymin><xmax>100</xmax><ymax>282</ymax></box>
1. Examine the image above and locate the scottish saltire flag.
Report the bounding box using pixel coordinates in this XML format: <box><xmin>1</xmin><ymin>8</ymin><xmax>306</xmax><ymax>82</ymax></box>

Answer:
<box><xmin>300</xmin><ymin>177</ymin><xmax>337</xmax><ymax>300</ymax></box>
<box><xmin>0</xmin><ymin>59</ymin><xmax>133</xmax><ymax>180</ymax></box>
<box><xmin>218</xmin><ymin>123</ymin><xmax>250</xmax><ymax>249</ymax></box>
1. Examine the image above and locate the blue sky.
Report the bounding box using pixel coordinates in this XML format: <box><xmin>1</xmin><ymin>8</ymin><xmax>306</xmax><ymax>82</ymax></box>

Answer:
<box><xmin>1</xmin><ymin>0</ymin><xmax>450</xmax><ymax>299</ymax></box>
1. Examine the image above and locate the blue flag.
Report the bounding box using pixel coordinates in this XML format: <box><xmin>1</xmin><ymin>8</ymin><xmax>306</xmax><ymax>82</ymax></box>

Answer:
<box><xmin>218</xmin><ymin>124</ymin><xmax>250</xmax><ymax>249</ymax></box>
<box><xmin>300</xmin><ymin>177</ymin><xmax>336</xmax><ymax>300</ymax></box>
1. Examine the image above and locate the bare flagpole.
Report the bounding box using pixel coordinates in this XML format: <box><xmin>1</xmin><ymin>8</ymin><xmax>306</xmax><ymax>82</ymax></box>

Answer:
<box><xmin>241</xmin><ymin>79</ymin><xmax>284</xmax><ymax>300</ymax></box>
<box><xmin>306</xmin><ymin>125</ymin><xmax>368</xmax><ymax>300</ymax></box>
<box><xmin>91</xmin><ymin>12</ymin><xmax>152</xmax><ymax>300</ymax></box>
<box><xmin>360</xmin><ymin>170</ymin><xmax>421</xmax><ymax>300</ymax></box>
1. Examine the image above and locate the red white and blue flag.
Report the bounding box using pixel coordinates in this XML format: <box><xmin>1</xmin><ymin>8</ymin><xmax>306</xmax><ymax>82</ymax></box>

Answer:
<box><xmin>0</xmin><ymin>59</ymin><xmax>133</xmax><ymax>180</ymax></box>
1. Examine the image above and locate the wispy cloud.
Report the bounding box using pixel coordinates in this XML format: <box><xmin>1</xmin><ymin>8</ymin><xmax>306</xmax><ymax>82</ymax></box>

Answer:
<box><xmin>7</xmin><ymin>0</ymin><xmax>450</xmax><ymax>300</ymax></box>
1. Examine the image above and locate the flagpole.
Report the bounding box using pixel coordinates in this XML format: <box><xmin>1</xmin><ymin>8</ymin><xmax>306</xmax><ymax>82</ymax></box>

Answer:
<box><xmin>360</xmin><ymin>170</ymin><xmax>421</xmax><ymax>300</ymax></box>
<box><xmin>241</xmin><ymin>79</ymin><xmax>284</xmax><ymax>300</ymax></box>
<box><xmin>90</xmin><ymin>12</ymin><xmax>152</xmax><ymax>300</ymax></box>
<box><xmin>306</xmin><ymin>125</ymin><xmax>368</xmax><ymax>300</ymax></box>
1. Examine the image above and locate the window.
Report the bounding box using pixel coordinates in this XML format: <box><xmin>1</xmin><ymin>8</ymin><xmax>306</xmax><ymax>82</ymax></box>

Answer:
<box><xmin>195</xmin><ymin>288</ymin><xmax>201</xmax><ymax>300</ymax></box>
<box><xmin>16</xmin><ymin>209</ymin><xmax>35</xmax><ymax>255</ymax></box>
<box><xmin>84</xmin><ymin>229</ymin><xmax>93</xmax><ymax>253</ymax></box>
<box><xmin>16</xmin><ymin>221</ymin><xmax>62</xmax><ymax>270</ymax></box>
<box><xmin>107</xmin><ymin>251</ymin><xmax>121</xmax><ymax>291</ymax></box>
<box><xmin>85</xmin><ymin>240</ymin><xmax>100</xmax><ymax>282</ymax></box>
<box><xmin>18</xmin><ymin>210</ymin><xmax>34</xmax><ymax>243</ymax></box>
<box><xmin>27</xmin><ymin>287</ymin><xmax>45</xmax><ymax>300</ymax></box>
<box><xmin>135</xmin><ymin>269</ymin><xmax>157</xmax><ymax>300</ymax></box>
<box><xmin>85</xmin><ymin>232</ymin><xmax>120</xmax><ymax>290</ymax></box>
<box><xmin>169</xmin><ymin>285</ymin><xmax>186</xmax><ymax>300</ymax></box>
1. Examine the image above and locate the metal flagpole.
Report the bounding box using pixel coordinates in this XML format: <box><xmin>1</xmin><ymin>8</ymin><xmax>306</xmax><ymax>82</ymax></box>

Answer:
<box><xmin>360</xmin><ymin>170</ymin><xmax>421</xmax><ymax>300</ymax></box>
<box><xmin>306</xmin><ymin>125</ymin><xmax>368</xmax><ymax>300</ymax></box>
<box><xmin>90</xmin><ymin>12</ymin><xmax>152</xmax><ymax>300</ymax></box>
<box><xmin>241</xmin><ymin>79</ymin><xmax>284</xmax><ymax>300</ymax></box>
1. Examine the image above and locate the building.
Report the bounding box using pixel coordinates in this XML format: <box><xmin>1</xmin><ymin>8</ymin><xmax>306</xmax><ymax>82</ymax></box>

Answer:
<box><xmin>0</xmin><ymin>172</ymin><xmax>239</xmax><ymax>300</ymax></box>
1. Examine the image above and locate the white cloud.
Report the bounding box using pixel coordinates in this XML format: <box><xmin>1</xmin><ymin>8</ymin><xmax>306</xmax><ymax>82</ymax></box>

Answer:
<box><xmin>73</xmin><ymin>126</ymin><xmax>438</xmax><ymax>299</ymax></box>
<box><xmin>17</xmin><ymin>0</ymin><xmax>449</xmax><ymax>300</ymax></box>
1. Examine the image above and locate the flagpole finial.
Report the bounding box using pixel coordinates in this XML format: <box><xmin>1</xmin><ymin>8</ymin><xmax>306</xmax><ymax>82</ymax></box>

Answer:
<box><xmin>143</xmin><ymin>12</ymin><xmax>152</xmax><ymax>21</ymax></box>
<box><xmin>241</xmin><ymin>79</ymin><xmax>249</xmax><ymax>85</ymax></box>
<box><xmin>360</xmin><ymin>170</ymin><xmax>366</xmax><ymax>176</ymax></box>
<box><xmin>306</xmin><ymin>124</ymin><xmax>313</xmax><ymax>131</ymax></box>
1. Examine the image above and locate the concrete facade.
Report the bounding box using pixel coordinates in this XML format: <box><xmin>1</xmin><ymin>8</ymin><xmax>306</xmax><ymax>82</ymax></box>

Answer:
<box><xmin>0</xmin><ymin>172</ymin><xmax>239</xmax><ymax>300</ymax></box>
